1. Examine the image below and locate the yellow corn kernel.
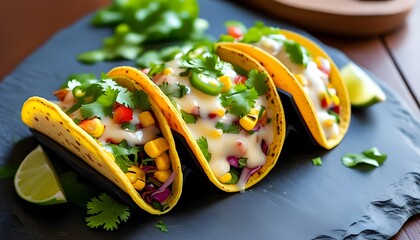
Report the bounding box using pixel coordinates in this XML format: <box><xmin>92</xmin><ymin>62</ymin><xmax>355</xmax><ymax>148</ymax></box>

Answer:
<box><xmin>154</xmin><ymin>170</ymin><xmax>172</xmax><ymax>183</ymax></box>
<box><xmin>323</xmin><ymin>119</ymin><xmax>335</xmax><ymax>128</ymax></box>
<box><xmin>125</xmin><ymin>172</ymin><xmax>137</xmax><ymax>184</ymax></box>
<box><xmin>218</xmin><ymin>172</ymin><xmax>232</xmax><ymax>183</ymax></box>
<box><xmin>331</xmin><ymin>94</ymin><xmax>340</xmax><ymax>106</ymax></box>
<box><xmin>155</xmin><ymin>152</ymin><xmax>171</xmax><ymax>171</ymax></box>
<box><xmin>138</xmin><ymin>111</ymin><xmax>155</xmax><ymax>127</ymax></box>
<box><xmin>132</xmin><ymin>179</ymin><xmax>146</xmax><ymax>191</ymax></box>
<box><xmin>320</xmin><ymin>92</ymin><xmax>332</xmax><ymax>108</ymax></box>
<box><xmin>144</xmin><ymin>137</ymin><xmax>169</xmax><ymax>158</ymax></box>
<box><xmin>239</xmin><ymin>108</ymin><xmax>260</xmax><ymax>131</ymax></box>
<box><xmin>209</xmin><ymin>129</ymin><xmax>223</xmax><ymax>138</ymax></box>
<box><xmin>214</xmin><ymin>108</ymin><xmax>226</xmax><ymax>117</ymax></box>
<box><xmin>78</xmin><ymin>118</ymin><xmax>105</xmax><ymax>138</ymax></box>
<box><xmin>162</xmin><ymin>67</ymin><xmax>173</xmax><ymax>75</ymax></box>
<box><xmin>127</xmin><ymin>166</ymin><xmax>146</xmax><ymax>190</ymax></box>
<box><xmin>219</xmin><ymin>75</ymin><xmax>232</xmax><ymax>92</ymax></box>
<box><xmin>295</xmin><ymin>74</ymin><xmax>308</xmax><ymax>86</ymax></box>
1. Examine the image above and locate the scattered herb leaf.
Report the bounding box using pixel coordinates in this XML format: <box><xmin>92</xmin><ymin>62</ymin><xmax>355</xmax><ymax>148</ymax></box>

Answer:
<box><xmin>85</xmin><ymin>193</ymin><xmax>130</xmax><ymax>231</ymax></box>
<box><xmin>312</xmin><ymin>157</ymin><xmax>323</xmax><ymax>166</ymax></box>
<box><xmin>155</xmin><ymin>220</ymin><xmax>168</xmax><ymax>232</ymax></box>
<box><xmin>341</xmin><ymin>147</ymin><xmax>387</xmax><ymax>168</ymax></box>
<box><xmin>196</xmin><ymin>137</ymin><xmax>211</xmax><ymax>162</ymax></box>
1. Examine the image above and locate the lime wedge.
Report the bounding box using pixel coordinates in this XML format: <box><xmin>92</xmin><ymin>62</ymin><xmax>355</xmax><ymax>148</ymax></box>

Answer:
<box><xmin>14</xmin><ymin>145</ymin><xmax>67</xmax><ymax>205</ymax></box>
<box><xmin>340</xmin><ymin>62</ymin><xmax>386</xmax><ymax>107</ymax></box>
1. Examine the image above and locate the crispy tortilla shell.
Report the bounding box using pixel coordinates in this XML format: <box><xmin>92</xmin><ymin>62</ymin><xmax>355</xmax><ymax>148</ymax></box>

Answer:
<box><xmin>107</xmin><ymin>46</ymin><xmax>286</xmax><ymax>192</ymax></box>
<box><xmin>217</xmin><ymin>31</ymin><xmax>351</xmax><ymax>149</ymax></box>
<box><xmin>21</xmin><ymin>78</ymin><xmax>183</xmax><ymax>215</ymax></box>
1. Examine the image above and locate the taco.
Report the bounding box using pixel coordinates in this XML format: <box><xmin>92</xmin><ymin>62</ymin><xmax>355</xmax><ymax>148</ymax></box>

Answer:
<box><xmin>219</xmin><ymin>22</ymin><xmax>351</xmax><ymax>149</ymax></box>
<box><xmin>21</xmin><ymin>74</ymin><xmax>183</xmax><ymax>214</ymax></box>
<box><xmin>107</xmin><ymin>43</ymin><xmax>286</xmax><ymax>192</ymax></box>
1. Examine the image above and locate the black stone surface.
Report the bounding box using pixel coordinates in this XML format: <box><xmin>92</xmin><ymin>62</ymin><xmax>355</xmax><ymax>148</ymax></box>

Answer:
<box><xmin>1</xmin><ymin>0</ymin><xmax>420</xmax><ymax>239</ymax></box>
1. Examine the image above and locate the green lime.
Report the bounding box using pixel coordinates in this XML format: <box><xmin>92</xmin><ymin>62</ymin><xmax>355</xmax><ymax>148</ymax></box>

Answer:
<box><xmin>14</xmin><ymin>145</ymin><xmax>67</xmax><ymax>205</ymax></box>
<box><xmin>340</xmin><ymin>62</ymin><xmax>386</xmax><ymax>107</ymax></box>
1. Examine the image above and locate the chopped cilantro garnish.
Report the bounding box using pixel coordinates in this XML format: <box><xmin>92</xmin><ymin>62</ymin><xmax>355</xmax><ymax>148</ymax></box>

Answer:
<box><xmin>181</xmin><ymin>110</ymin><xmax>198</xmax><ymax>124</ymax></box>
<box><xmin>215</xmin><ymin>121</ymin><xmax>240</xmax><ymax>134</ymax></box>
<box><xmin>121</xmin><ymin>122</ymin><xmax>136</xmax><ymax>132</ymax></box>
<box><xmin>148</xmin><ymin>63</ymin><xmax>166</xmax><ymax>77</ymax></box>
<box><xmin>240</xmin><ymin>21</ymin><xmax>281</xmax><ymax>44</ymax></box>
<box><xmin>180</xmin><ymin>52</ymin><xmax>232</xmax><ymax>78</ymax></box>
<box><xmin>85</xmin><ymin>193</ymin><xmax>130</xmax><ymax>231</ymax></box>
<box><xmin>341</xmin><ymin>147</ymin><xmax>387</xmax><ymax>168</ymax></box>
<box><xmin>103</xmin><ymin>140</ymin><xmax>140</xmax><ymax>172</ymax></box>
<box><xmin>196</xmin><ymin>137</ymin><xmax>211</xmax><ymax>162</ymax></box>
<box><xmin>220</xmin><ymin>84</ymin><xmax>258</xmax><ymax>118</ymax></box>
<box><xmin>155</xmin><ymin>220</ymin><xmax>168</xmax><ymax>232</ymax></box>
<box><xmin>134</xmin><ymin>89</ymin><xmax>151</xmax><ymax>111</ymax></box>
<box><xmin>245</xmin><ymin>69</ymin><xmax>269</xmax><ymax>96</ymax></box>
<box><xmin>283</xmin><ymin>40</ymin><xmax>310</xmax><ymax>66</ymax></box>
<box><xmin>238</xmin><ymin>157</ymin><xmax>247</xmax><ymax>168</ymax></box>
<box><xmin>312</xmin><ymin>157</ymin><xmax>323</xmax><ymax>166</ymax></box>
<box><xmin>159</xmin><ymin>82</ymin><xmax>189</xmax><ymax>99</ymax></box>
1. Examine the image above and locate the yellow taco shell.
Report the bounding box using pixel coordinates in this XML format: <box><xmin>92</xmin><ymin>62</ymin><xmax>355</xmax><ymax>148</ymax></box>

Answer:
<box><xmin>107</xmin><ymin>46</ymin><xmax>286</xmax><ymax>192</ymax></box>
<box><xmin>218</xmin><ymin>30</ymin><xmax>351</xmax><ymax>150</ymax></box>
<box><xmin>21</xmin><ymin>78</ymin><xmax>183</xmax><ymax>215</ymax></box>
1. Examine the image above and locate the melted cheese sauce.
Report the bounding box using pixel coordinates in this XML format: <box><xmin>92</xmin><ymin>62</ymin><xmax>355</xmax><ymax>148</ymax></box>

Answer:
<box><xmin>156</xmin><ymin>59</ymin><xmax>274</xmax><ymax>178</ymax></box>
<box><xmin>255</xmin><ymin>35</ymin><xmax>340</xmax><ymax>139</ymax></box>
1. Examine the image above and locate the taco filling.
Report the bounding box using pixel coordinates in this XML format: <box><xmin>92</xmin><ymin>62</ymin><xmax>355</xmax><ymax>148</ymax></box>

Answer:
<box><xmin>221</xmin><ymin>22</ymin><xmax>342</xmax><ymax>140</ymax></box>
<box><xmin>144</xmin><ymin>47</ymin><xmax>275</xmax><ymax>190</ymax></box>
<box><xmin>53</xmin><ymin>75</ymin><xmax>177</xmax><ymax>211</ymax></box>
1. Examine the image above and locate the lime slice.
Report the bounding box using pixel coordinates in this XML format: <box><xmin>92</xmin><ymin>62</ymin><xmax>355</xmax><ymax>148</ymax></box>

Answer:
<box><xmin>340</xmin><ymin>62</ymin><xmax>386</xmax><ymax>107</ymax></box>
<box><xmin>14</xmin><ymin>145</ymin><xmax>67</xmax><ymax>205</ymax></box>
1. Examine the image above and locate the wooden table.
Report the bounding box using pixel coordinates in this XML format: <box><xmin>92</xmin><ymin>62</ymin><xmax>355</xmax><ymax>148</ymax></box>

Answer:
<box><xmin>1</xmin><ymin>0</ymin><xmax>419</xmax><ymax>239</ymax></box>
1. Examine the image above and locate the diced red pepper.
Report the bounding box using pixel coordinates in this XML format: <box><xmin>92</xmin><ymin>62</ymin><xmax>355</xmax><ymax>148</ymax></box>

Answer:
<box><xmin>332</xmin><ymin>105</ymin><xmax>340</xmax><ymax>114</ymax></box>
<box><xmin>113</xmin><ymin>105</ymin><xmax>133</xmax><ymax>124</ymax></box>
<box><xmin>234</xmin><ymin>75</ymin><xmax>247</xmax><ymax>84</ymax></box>
<box><xmin>208</xmin><ymin>113</ymin><xmax>218</xmax><ymax>119</ymax></box>
<box><xmin>227</xmin><ymin>26</ymin><xmax>243</xmax><ymax>39</ymax></box>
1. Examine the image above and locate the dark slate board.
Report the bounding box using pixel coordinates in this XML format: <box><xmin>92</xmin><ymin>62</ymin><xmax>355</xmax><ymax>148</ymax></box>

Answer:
<box><xmin>1</xmin><ymin>0</ymin><xmax>420</xmax><ymax>239</ymax></box>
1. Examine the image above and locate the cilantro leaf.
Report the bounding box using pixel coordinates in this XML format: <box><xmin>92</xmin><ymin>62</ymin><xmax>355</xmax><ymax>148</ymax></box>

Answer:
<box><xmin>341</xmin><ymin>147</ymin><xmax>387</xmax><ymax>168</ymax></box>
<box><xmin>312</xmin><ymin>157</ymin><xmax>323</xmax><ymax>166</ymax></box>
<box><xmin>85</xmin><ymin>193</ymin><xmax>130</xmax><ymax>231</ymax></box>
<box><xmin>155</xmin><ymin>220</ymin><xmax>168</xmax><ymax>232</ymax></box>
<box><xmin>220</xmin><ymin>84</ymin><xmax>258</xmax><ymax>118</ymax></box>
<box><xmin>283</xmin><ymin>40</ymin><xmax>310</xmax><ymax>66</ymax></box>
<box><xmin>80</xmin><ymin>87</ymin><xmax>119</xmax><ymax>119</ymax></box>
<box><xmin>215</xmin><ymin>121</ymin><xmax>240</xmax><ymax>134</ymax></box>
<box><xmin>180</xmin><ymin>53</ymin><xmax>232</xmax><ymax>78</ymax></box>
<box><xmin>196</xmin><ymin>137</ymin><xmax>211</xmax><ymax>162</ymax></box>
<box><xmin>181</xmin><ymin>110</ymin><xmax>197</xmax><ymax>124</ymax></box>
<box><xmin>245</xmin><ymin>69</ymin><xmax>269</xmax><ymax>96</ymax></box>
<box><xmin>103</xmin><ymin>140</ymin><xmax>140</xmax><ymax>172</ymax></box>
<box><xmin>240</xmin><ymin>21</ymin><xmax>281</xmax><ymax>44</ymax></box>
<box><xmin>159</xmin><ymin>82</ymin><xmax>189</xmax><ymax>99</ymax></box>
<box><xmin>134</xmin><ymin>89</ymin><xmax>151</xmax><ymax>110</ymax></box>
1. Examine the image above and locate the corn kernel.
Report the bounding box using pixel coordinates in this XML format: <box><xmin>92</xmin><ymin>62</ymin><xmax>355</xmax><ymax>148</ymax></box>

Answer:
<box><xmin>78</xmin><ymin>118</ymin><xmax>105</xmax><ymax>138</ymax></box>
<box><xmin>154</xmin><ymin>170</ymin><xmax>172</xmax><ymax>183</ymax></box>
<box><xmin>125</xmin><ymin>172</ymin><xmax>137</xmax><ymax>184</ymax></box>
<box><xmin>162</xmin><ymin>67</ymin><xmax>173</xmax><ymax>75</ymax></box>
<box><xmin>144</xmin><ymin>137</ymin><xmax>169</xmax><ymax>158</ymax></box>
<box><xmin>320</xmin><ymin>92</ymin><xmax>332</xmax><ymax>108</ymax></box>
<box><xmin>219</xmin><ymin>75</ymin><xmax>232</xmax><ymax>92</ymax></box>
<box><xmin>239</xmin><ymin>108</ymin><xmax>260</xmax><ymax>131</ymax></box>
<box><xmin>155</xmin><ymin>152</ymin><xmax>171</xmax><ymax>171</ymax></box>
<box><xmin>323</xmin><ymin>119</ymin><xmax>335</xmax><ymax>128</ymax></box>
<box><xmin>295</xmin><ymin>74</ymin><xmax>308</xmax><ymax>86</ymax></box>
<box><xmin>132</xmin><ymin>179</ymin><xmax>146</xmax><ymax>191</ymax></box>
<box><xmin>214</xmin><ymin>108</ymin><xmax>226</xmax><ymax>117</ymax></box>
<box><xmin>209</xmin><ymin>129</ymin><xmax>223</xmax><ymax>138</ymax></box>
<box><xmin>331</xmin><ymin>94</ymin><xmax>340</xmax><ymax>106</ymax></box>
<box><xmin>127</xmin><ymin>166</ymin><xmax>146</xmax><ymax>190</ymax></box>
<box><xmin>138</xmin><ymin>111</ymin><xmax>155</xmax><ymax>127</ymax></box>
<box><xmin>218</xmin><ymin>172</ymin><xmax>232</xmax><ymax>183</ymax></box>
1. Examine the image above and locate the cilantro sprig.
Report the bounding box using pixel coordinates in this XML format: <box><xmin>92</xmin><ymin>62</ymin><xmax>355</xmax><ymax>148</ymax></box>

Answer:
<box><xmin>196</xmin><ymin>137</ymin><xmax>211</xmax><ymax>162</ymax></box>
<box><xmin>221</xmin><ymin>84</ymin><xmax>258</xmax><ymax>118</ymax></box>
<box><xmin>103</xmin><ymin>140</ymin><xmax>140</xmax><ymax>173</ymax></box>
<box><xmin>85</xmin><ymin>193</ymin><xmax>130</xmax><ymax>231</ymax></box>
<box><xmin>341</xmin><ymin>147</ymin><xmax>387</xmax><ymax>168</ymax></box>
